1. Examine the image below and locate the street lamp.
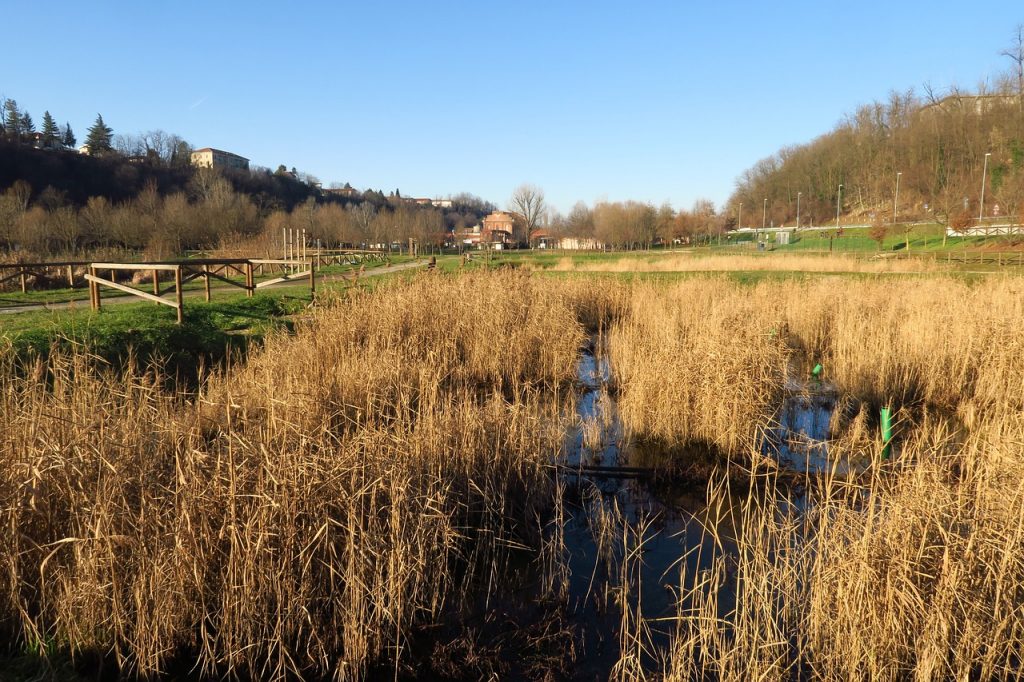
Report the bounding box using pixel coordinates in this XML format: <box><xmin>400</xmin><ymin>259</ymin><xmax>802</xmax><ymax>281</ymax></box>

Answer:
<box><xmin>836</xmin><ymin>184</ymin><xmax>843</xmax><ymax>228</ymax></box>
<box><xmin>738</xmin><ymin>202</ymin><xmax>743</xmax><ymax>231</ymax></box>
<box><xmin>979</xmin><ymin>152</ymin><xmax>991</xmax><ymax>221</ymax></box>
<box><xmin>893</xmin><ymin>172</ymin><xmax>901</xmax><ymax>224</ymax></box>
<box><xmin>762</xmin><ymin>198</ymin><xmax>768</xmax><ymax>232</ymax></box>
<box><xmin>796</xmin><ymin>192</ymin><xmax>801</xmax><ymax>229</ymax></box>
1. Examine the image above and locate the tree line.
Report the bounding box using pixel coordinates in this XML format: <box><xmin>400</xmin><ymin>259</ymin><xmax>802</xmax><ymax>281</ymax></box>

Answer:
<box><xmin>728</xmin><ymin>27</ymin><xmax>1024</xmax><ymax>230</ymax></box>
<box><xmin>0</xmin><ymin>170</ymin><xmax>494</xmax><ymax>258</ymax></box>
<box><xmin>544</xmin><ymin>197</ymin><xmax>726</xmax><ymax>249</ymax></box>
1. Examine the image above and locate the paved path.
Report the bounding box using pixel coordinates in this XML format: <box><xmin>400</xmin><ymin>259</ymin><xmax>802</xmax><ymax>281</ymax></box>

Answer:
<box><xmin>0</xmin><ymin>260</ymin><xmax>427</xmax><ymax>316</ymax></box>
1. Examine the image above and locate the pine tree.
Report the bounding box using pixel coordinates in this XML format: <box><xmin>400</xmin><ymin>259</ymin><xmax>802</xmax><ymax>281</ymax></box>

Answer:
<box><xmin>3</xmin><ymin>100</ymin><xmax>21</xmax><ymax>140</ymax></box>
<box><xmin>20</xmin><ymin>112</ymin><xmax>34</xmax><ymax>134</ymax></box>
<box><xmin>84</xmin><ymin>114</ymin><xmax>113</xmax><ymax>154</ymax></box>
<box><xmin>62</xmin><ymin>123</ymin><xmax>76</xmax><ymax>147</ymax></box>
<box><xmin>41</xmin><ymin>111</ymin><xmax>60</xmax><ymax>147</ymax></box>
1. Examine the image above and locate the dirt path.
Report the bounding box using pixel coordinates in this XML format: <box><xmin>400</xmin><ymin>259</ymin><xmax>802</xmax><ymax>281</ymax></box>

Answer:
<box><xmin>0</xmin><ymin>260</ymin><xmax>427</xmax><ymax>316</ymax></box>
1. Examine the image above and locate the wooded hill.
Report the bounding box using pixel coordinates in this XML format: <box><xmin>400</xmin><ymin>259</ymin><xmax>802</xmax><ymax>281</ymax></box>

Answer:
<box><xmin>0</xmin><ymin>141</ymin><xmax>319</xmax><ymax>212</ymax></box>
<box><xmin>729</xmin><ymin>30</ymin><xmax>1024</xmax><ymax>228</ymax></box>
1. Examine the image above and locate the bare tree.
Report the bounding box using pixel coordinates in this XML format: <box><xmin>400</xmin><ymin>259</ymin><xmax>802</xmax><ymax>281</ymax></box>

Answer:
<box><xmin>509</xmin><ymin>183</ymin><xmax>546</xmax><ymax>245</ymax></box>
<box><xmin>1001</xmin><ymin>24</ymin><xmax>1024</xmax><ymax>114</ymax></box>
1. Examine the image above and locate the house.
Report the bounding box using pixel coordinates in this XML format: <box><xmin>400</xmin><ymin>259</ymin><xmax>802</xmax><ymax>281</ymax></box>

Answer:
<box><xmin>190</xmin><ymin>147</ymin><xmax>250</xmax><ymax>171</ymax></box>
<box><xmin>325</xmin><ymin>185</ymin><xmax>360</xmax><ymax>198</ymax></box>
<box><xmin>431</xmin><ymin>198</ymin><xmax>453</xmax><ymax>208</ymax></box>
<box><xmin>530</xmin><ymin>228</ymin><xmax>552</xmax><ymax>248</ymax></box>
<box><xmin>482</xmin><ymin>211</ymin><xmax>517</xmax><ymax>245</ymax></box>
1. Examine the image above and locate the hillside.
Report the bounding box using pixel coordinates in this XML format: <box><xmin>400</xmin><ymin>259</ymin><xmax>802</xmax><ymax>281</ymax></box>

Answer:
<box><xmin>0</xmin><ymin>141</ymin><xmax>319</xmax><ymax>211</ymax></box>
<box><xmin>729</xmin><ymin>43</ymin><xmax>1024</xmax><ymax>228</ymax></box>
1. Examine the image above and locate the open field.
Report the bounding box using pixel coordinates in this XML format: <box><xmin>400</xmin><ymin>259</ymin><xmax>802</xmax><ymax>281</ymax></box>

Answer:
<box><xmin>2</xmin><ymin>259</ymin><xmax>1024</xmax><ymax>680</ymax></box>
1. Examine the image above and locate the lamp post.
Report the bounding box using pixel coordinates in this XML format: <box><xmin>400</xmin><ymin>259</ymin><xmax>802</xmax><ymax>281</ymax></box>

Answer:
<box><xmin>979</xmin><ymin>152</ymin><xmax>991</xmax><ymax>221</ymax></box>
<box><xmin>738</xmin><ymin>202</ymin><xmax>743</xmax><ymax>232</ymax></box>
<box><xmin>893</xmin><ymin>172</ymin><xmax>901</xmax><ymax>224</ymax></box>
<box><xmin>836</xmin><ymin>184</ymin><xmax>843</xmax><ymax>229</ymax></box>
<box><xmin>762</xmin><ymin>198</ymin><xmax>767</xmax><ymax>232</ymax></box>
<box><xmin>796</xmin><ymin>192</ymin><xmax>801</xmax><ymax>229</ymax></box>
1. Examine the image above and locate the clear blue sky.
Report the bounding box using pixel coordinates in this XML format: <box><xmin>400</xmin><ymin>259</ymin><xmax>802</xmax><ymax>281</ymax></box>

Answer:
<box><xmin>2</xmin><ymin>1</ymin><xmax>1022</xmax><ymax>213</ymax></box>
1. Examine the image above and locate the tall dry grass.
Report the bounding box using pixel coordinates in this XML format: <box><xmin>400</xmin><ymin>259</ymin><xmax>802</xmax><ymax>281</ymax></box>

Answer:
<box><xmin>606</xmin><ymin>274</ymin><xmax>1024</xmax><ymax>455</ymax></box>
<box><xmin>599</xmin><ymin>273</ymin><xmax>1024</xmax><ymax>680</ymax></box>
<box><xmin>546</xmin><ymin>252</ymin><xmax>943</xmax><ymax>274</ymax></box>
<box><xmin>5</xmin><ymin>268</ymin><xmax>1024</xmax><ymax>679</ymax></box>
<box><xmin>608</xmin><ymin>280</ymin><xmax>791</xmax><ymax>454</ymax></box>
<box><xmin>0</xmin><ymin>272</ymin><xmax>583</xmax><ymax>678</ymax></box>
<box><xmin>662</xmin><ymin>409</ymin><xmax>1024</xmax><ymax>681</ymax></box>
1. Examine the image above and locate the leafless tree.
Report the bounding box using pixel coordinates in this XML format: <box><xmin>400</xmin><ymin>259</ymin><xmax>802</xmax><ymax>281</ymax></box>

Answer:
<box><xmin>509</xmin><ymin>184</ymin><xmax>546</xmax><ymax>245</ymax></box>
<box><xmin>1001</xmin><ymin>24</ymin><xmax>1024</xmax><ymax>113</ymax></box>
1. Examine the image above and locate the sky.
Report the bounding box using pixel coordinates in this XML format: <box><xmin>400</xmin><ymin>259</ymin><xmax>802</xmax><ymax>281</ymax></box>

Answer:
<box><xmin>2</xmin><ymin>1</ymin><xmax>1022</xmax><ymax>214</ymax></box>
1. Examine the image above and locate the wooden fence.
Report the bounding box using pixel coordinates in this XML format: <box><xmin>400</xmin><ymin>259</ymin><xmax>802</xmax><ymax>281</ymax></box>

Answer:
<box><xmin>84</xmin><ymin>258</ymin><xmax>315</xmax><ymax>324</ymax></box>
<box><xmin>0</xmin><ymin>260</ymin><xmax>89</xmax><ymax>293</ymax></box>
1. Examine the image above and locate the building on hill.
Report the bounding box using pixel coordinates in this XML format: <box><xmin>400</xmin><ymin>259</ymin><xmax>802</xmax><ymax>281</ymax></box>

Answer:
<box><xmin>920</xmin><ymin>93</ymin><xmax>1021</xmax><ymax>116</ymax></box>
<box><xmin>325</xmin><ymin>185</ymin><xmax>360</xmax><ymax>198</ymax></box>
<box><xmin>191</xmin><ymin>147</ymin><xmax>250</xmax><ymax>171</ymax></box>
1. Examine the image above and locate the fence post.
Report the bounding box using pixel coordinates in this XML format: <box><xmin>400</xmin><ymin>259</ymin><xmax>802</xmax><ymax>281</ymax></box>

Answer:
<box><xmin>309</xmin><ymin>260</ymin><xmax>315</xmax><ymax>298</ymax></box>
<box><xmin>90</xmin><ymin>266</ymin><xmax>101</xmax><ymax>311</ymax></box>
<box><xmin>66</xmin><ymin>264</ymin><xmax>74</xmax><ymax>288</ymax></box>
<box><xmin>246</xmin><ymin>261</ymin><xmax>254</xmax><ymax>298</ymax></box>
<box><xmin>152</xmin><ymin>269</ymin><xmax>160</xmax><ymax>304</ymax></box>
<box><xmin>174</xmin><ymin>265</ymin><xmax>184</xmax><ymax>324</ymax></box>
<box><xmin>203</xmin><ymin>264</ymin><xmax>211</xmax><ymax>302</ymax></box>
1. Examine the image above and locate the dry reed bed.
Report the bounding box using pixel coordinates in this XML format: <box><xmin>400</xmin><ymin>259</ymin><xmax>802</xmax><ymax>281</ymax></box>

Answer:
<box><xmin>662</xmin><ymin>410</ymin><xmax>1024</xmax><ymax>680</ymax></box>
<box><xmin>608</xmin><ymin>280</ymin><xmax>791</xmax><ymax>454</ymax></box>
<box><xmin>5</xmin><ymin>270</ymin><xmax>1024</xmax><ymax>680</ymax></box>
<box><xmin>605</xmin><ymin>275</ymin><xmax>1024</xmax><ymax>454</ymax></box>
<box><xmin>0</xmin><ymin>273</ymin><xmax>584</xmax><ymax>679</ymax></box>
<box><xmin>597</xmin><ymin>273</ymin><xmax>1024</xmax><ymax>679</ymax></box>
<box><xmin>547</xmin><ymin>252</ymin><xmax>943</xmax><ymax>274</ymax></box>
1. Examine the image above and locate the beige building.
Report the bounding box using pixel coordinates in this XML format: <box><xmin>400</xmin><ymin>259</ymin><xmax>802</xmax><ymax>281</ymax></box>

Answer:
<box><xmin>190</xmin><ymin>147</ymin><xmax>250</xmax><ymax>171</ymax></box>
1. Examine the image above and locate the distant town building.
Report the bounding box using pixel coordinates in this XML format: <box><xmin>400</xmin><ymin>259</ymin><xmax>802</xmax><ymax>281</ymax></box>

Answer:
<box><xmin>920</xmin><ymin>93</ymin><xmax>1020</xmax><ymax>116</ymax></box>
<box><xmin>190</xmin><ymin>147</ymin><xmax>250</xmax><ymax>171</ymax></box>
<box><xmin>482</xmin><ymin>211</ymin><xmax>517</xmax><ymax>244</ymax></box>
<box><xmin>325</xmin><ymin>185</ymin><xmax>360</xmax><ymax>198</ymax></box>
<box><xmin>431</xmin><ymin>198</ymin><xmax>453</xmax><ymax>208</ymax></box>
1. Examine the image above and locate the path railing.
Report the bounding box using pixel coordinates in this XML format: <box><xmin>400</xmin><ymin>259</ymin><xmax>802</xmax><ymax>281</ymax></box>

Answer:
<box><xmin>84</xmin><ymin>258</ymin><xmax>315</xmax><ymax>324</ymax></box>
<box><xmin>0</xmin><ymin>260</ymin><xmax>89</xmax><ymax>292</ymax></box>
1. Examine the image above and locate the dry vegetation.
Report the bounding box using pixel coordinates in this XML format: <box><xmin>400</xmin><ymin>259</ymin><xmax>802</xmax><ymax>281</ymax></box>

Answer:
<box><xmin>3</xmin><ymin>268</ymin><xmax>1024</xmax><ymax>680</ymax></box>
<box><xmin>0</xmin><ymin>273</ymin><xmax>584</xmax><ymax>679</ymax></box>
<box><xmin>596</xmin><ymin>273</ymin><xmax>1024</xmax><ymax>679</ymax></box>
<box><xmin>546</xmin><ymin>252</ymin><xmax>943</xmax><ymax>274</ymax></box>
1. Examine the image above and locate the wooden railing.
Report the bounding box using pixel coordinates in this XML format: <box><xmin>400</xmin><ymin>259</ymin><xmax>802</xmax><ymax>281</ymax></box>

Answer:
<box><xmin>84</xmin><ymin>258</ymin><xmax>315</xmax><ymax>324</ymax></box>
<box><xmin>0</xmin><ymin>260</ymin><xmax>89</xmax><ymax>292</ymax></box>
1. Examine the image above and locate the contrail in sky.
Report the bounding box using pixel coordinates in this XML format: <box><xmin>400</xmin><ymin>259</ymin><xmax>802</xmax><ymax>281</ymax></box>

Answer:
<box><xmin>189</xmin><ymin>97</ymin><xmax>207</xmax><ymax>110</ymax></box>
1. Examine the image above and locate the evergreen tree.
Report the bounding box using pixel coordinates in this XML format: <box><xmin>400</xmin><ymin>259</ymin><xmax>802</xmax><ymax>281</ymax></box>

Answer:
<box><xmin>84</xmin><ymin>114</ymin><xmax>113</xmax><ymax>154</ymax></box>
<box><xmin>62</xmin><ymin>123</ymin><xmax>76</xmax><ymax>147</ymax></box>
<box><xmin>41</xmin><ymin>111</ymin><xmax>60</xmax><ymax>147</ymax></box>
<box><xmin>3</xmin><ymin>100</ymin><xmax>21</xmax><ymax>139</ymax></box>
<box><xmin>20</xmin><ymin>112</ymin><xmax>34</xmax><ymax>134</ymax></box>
